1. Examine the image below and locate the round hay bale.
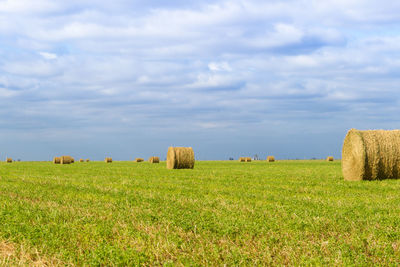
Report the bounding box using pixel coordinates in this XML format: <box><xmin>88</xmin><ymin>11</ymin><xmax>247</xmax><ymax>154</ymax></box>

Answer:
<box><xmin>6</xmin><ymin>158</ymin><xmax>12</xmax><ymax>163</ymax></box>
<box><xmin>86</xmin><ymin>159</ymin><xmax>90</xmax><ymax>162</ymax></box>
<box><xmin>326</xmin><ymin>156</ymin><xmax>334</xmax><ymax>162</ymax></box>
<box><xmin>79</xmin><ymin>159</ymin><xmax>84</xmax><ymax>162</ymax></box>
<box><xmin>135</xmin><ymin>158</ymin><xmax>144</xmax><ymax>162</ymax></box>
<box><xmin>60</xmin><ymin>156</ymin><xmax>72</xmax><ymax>164</ymax></box>
<box><xmin>267</xmin><ymin>156</ymin><xmax>275</xmax><ymax>162</ymax></box>
<box><xmin>105</xmin><ymin>157</ymin><xmax>112</xmax><ymax>163</ymax></box>
<box><xmin>166</xmin><ymin>147</ymin><xmax>195</xmax><ymax>169</ymax></box>
<box><xmin>238</xmin><ymin>157</ymin><xmax>245</xmax><ymax>162</ymax></box>
<box><xmin>149</xmin><ymin>157</ymin><xmax>160</xmax><ymax>163</ymax></box>
<box><xmin>245</xmin><ymin>157</ymin><xmax>252</xmax><ymax>162</ymax></box>
<box><xmin>342</xmin><ymin>129</ymin><xmax>400</xmax><ymax>181</ymax></box>
<box><xmin>53</xmin><ymin>157</ymin><xmax>61</xmax><ymax>164</ymax></box>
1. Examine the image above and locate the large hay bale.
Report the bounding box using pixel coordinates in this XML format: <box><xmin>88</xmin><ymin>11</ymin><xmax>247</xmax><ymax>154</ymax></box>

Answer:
<box><xmin>238</xmin><ymin>157</ymin><xmax>245</xmax><ymax>162</ymax></box>
<box><xmin>245</xmin><ymin>157</ymin><xmax>252</xmax><ymax>162</ymax></box>
<box><xmin>79</xmin><ymin>159</ymin><xmax>84</xmax><ymax>162</ymax></box>
<box><xmin>135</xmin><ymin>158</ymin><xmax>144</xmax><ymax>162</ymax></box>
<box><xmin>342</xmin><ymin>129</ymin><xmax>400</xmax><ymax>181</ymax></box>
<box><xmin>60</xmin><ymin>156</ymin><xmax>72</xmax><ymax>164</ymax></box>
<box><xmin>149</xmin><ymin>156</ymin><xmax>160</xmax><ymax>163</ymax></box>
<box><xmin>6</xmin><ymin>158</ymin><xmax>12</xmax><ymax>163</ymax></box>
<box><xmin>267</xmin><ymin>156</ymin><xmax>275</xmax><ymax>162</ymax></box>
<box><xmin>86</xmin><ymin>159</ymin><xmax>90</xmax><ymax>162</ymax></box>
<box><xmin>53</xmin><ymin>157</ymin><xmax>61</xmax><ymax>164</ymax></box>
<box><xmin>166</xmin><ymin>147</ymin><xmax>195</xmax><ymax>169</ymax></box>
<box><xmin>105</xmin><ymin>157</ymin><xmax>112</xmax><ymax>163</ymax></box>
<box><xmin>326</xmin><ymin>156</ymin><xmax>334</xmax><ymax>162</ymax></box>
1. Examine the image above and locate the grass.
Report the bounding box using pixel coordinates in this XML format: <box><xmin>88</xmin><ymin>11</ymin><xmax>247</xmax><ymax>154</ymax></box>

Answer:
<box><xmin>1</xmin><ymin>160</ymin><xmax>400</xmax><ymax>265</ymax></box>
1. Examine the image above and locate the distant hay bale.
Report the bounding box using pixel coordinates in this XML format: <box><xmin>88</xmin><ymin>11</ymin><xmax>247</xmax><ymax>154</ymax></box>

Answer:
<box><xmin>267</xmin><ymin>156</ymin><xmax>275</xmax><ymax>162</ymax></box>
<box><xmin>86</xmin><ymin>159</ymin><xmax>90</xmax><ymax>162</ymax></box>
<box><xmin>53</xmin><ymin>157</ymin><xmax>61</xmax><ymax>164</ymax></box>
<box><xmin>135</xmin><ymin>158</ymin><xmax>144</xmax><ymax>162</ymax></box>
<box><xmin>105</xmin><ymin>157</ymin><xmax>112</xmax><ymax>163</ymax></box>
<box><xmin>342</xmin><ymin>129</ymin><xmax>400</xmax><ymax>181</ymax></box>
<box><xmin>326</xmin><ymin>156</ymin><xmax>334</xmax><ymax>162</ymax></box>
<box><xmin>166</xmin><ymin>147</ymin><xmax>195</xmax><ymax>169</ymax></box>
<box><xmin>6</xmin><ymin>158</ymin><xmax>12</xmax><ymax>163</ymax></box>
<box><xmin>79</xmin><ymin>159</ymin><xmax>84</xmax><ymax>162</ymax></box>
<box><xmin>60</xmin><ymin>156</ymin><xmax>72</xmax><ymax>164</ymax></box>
<box><xmin>239</xmin><ymin>157</ymin><xmax>252</xmax><ymax>162</ymax></box>
<box><xmin>149</xmin><ymin>156</ymin><xmax>160</xmax><ymax>163</ymax></box>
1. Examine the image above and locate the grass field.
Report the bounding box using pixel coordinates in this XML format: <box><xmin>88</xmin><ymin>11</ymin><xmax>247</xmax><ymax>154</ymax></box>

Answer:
<box><xmin>1</xmin><ymin>160</ymin><xmax>400</xmax><ymax>265</ymax></box>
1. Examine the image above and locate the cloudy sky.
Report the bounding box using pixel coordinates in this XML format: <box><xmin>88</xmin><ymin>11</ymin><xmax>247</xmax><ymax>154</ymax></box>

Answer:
<box><xmin>1</xmin><ymin>0</ymin><xmax>400</xmax><ymax>161</ymax></box>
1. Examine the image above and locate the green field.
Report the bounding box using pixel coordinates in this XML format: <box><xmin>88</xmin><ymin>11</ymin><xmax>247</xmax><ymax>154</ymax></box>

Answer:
<box><xmin>1</xmin><ymin>160</ymin><xmax>400</xmax><ymax>265</ymax></box>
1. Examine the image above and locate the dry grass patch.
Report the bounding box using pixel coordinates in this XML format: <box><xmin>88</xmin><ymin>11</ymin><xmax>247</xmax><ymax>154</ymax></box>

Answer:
<box><xmin>0</xmin><ymin>240</ymin><xmax>66</xmax><ymax>266</ymax></box>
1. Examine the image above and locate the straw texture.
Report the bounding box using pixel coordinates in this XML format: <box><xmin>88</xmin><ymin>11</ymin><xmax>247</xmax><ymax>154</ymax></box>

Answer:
<box><xmin>267</xmin><ymin>156</ymin><xmax>275</xmax><ymax>162</ymax></box>
<box><xmin>342</xmin><ymin>129</ymin><xmax>400</xmax><ymax>181</ymax></box>
<box><xmin>149</xmin><ymin>157</ymin><xmax>160</xmax><ymax>163</ymax></box>
<box><xmin>166</xmin><ymin>147</ymin><xmax>195</xmax><ymax>169</ymax></box>
<box><xmin>326</xmin><ymin>156</ymin><xmax>334</xmax><ymax>162</ymax></box>
<box><xmin>60</xmin><ymin>156</ymin><xmax>72</xmax><ymax>165</ymax></box>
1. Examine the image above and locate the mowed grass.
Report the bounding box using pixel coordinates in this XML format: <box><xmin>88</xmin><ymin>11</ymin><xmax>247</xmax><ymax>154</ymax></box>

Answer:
<box><xmin>1</xmin><ymin>160</ymin><xmax>400</xmax><ymax>265</ymax></box>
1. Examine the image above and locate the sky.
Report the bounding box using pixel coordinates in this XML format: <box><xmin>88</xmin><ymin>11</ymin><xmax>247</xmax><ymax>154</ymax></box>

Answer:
<box><xmin>1</xmin><ymin>0</ymin><xmax>400</xmax><ymax>161</ymax></box>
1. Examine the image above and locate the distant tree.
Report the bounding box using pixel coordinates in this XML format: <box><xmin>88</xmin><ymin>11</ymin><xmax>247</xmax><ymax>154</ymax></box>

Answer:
<box><xmin>229</xmin><ymin>157</ymin><xmax>234</xmax><ymax>160</ymax></box>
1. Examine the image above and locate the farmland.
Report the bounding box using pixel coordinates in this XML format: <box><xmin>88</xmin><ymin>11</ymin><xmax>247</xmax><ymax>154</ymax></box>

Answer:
<box><xmin>1</xmin><ymin>160</ymin><xmax>400</xmax><ymax>265</ymax></box>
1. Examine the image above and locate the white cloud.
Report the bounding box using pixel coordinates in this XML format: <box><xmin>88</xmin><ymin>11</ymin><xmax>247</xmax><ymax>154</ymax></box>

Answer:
<box><xmin>0</xmin><ymin>0</ymin><xmax>60</xmax><ymax>14</ymax></box>
<box><xmin>208</xmin><ymin>62</ymin><xmax>232</xmax><ymax>72</ymax></box>
<box><xmin>2</xmin><ymin>60</ymin><xmax>61</xmax><ymax>77</ymax></box>
<box><xmin>39</xmin><ymin>52</ymin><xmax>57</xmax><ymax>60</ymax></box>
<box><xmin>0</xmin><ymin>87</ymin><xmax>17</xmax><ymax>97</ymax></box>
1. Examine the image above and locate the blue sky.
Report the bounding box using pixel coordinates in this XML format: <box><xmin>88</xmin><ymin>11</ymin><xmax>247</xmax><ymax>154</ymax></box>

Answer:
<box><xmin>1</xmin><ymin>0</ymin><xmax>400</xmax><ymax>161</ymax></box>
